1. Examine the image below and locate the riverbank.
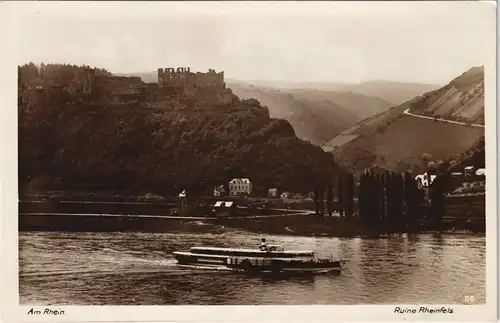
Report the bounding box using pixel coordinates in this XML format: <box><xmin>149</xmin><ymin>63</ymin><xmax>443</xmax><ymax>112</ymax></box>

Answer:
<box><xmin>215</xmin><ymin>212</ymin><xmax>485</xmax><ymax>238</ymax></box>
<box><xmin>18</xmin><ymin>199</ymin><xmax>298</xmax><ymax>218</ymax></box>
<box><xmin>19</xmin><ymin>190</ymin><xmax>316</xmax><ymax>216</ymax></box>
<box><xmin>19</xmin><ymin>210</ymin><xmax>484</xmax><ymax>237</ymax></box>
<box><xmin>18</xmin><ymin>192</ymin><xmax>485</xmax><ymax>236</ymax></box>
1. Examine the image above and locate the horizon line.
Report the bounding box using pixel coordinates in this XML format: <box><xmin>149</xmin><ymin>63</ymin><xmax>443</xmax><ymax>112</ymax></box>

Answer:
<box><xmin>19</xmin><ymin>61</ymin><xmax>485</xmax><ymax>87</ymax></box>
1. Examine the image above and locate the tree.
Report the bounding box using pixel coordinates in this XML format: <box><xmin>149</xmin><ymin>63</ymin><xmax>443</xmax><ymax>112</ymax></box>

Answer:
<box><xmin>318</xmin><ymin>178</ymin><xmax>325</xmax><ymax>217</ymax></box>
<box><xmin>421</xmin><ymin>153</ymin><xmax>434</xmax><ymax>171</ymax></box>
<box><xmin>344</xmin><ymin>173</ymin><xmax>354</xmax><ymax>220</ymax></box>
<box><xmin>429</xmin><ymin>175</ymin><xmax>447</xmax><ymax>230</ymax></box>
<box><xmin>358</xmin><ymin>171</ymin><xmax>368</xmax><ymax>221</ymax></box>
<box><xmin>404</xmin><ymin>171</ymin><xmax>422</xmax><ymax>231</ymax></box>
<box><xmin>314</xmin><ymin>184</ymin><xmax>320</xmax><ymax>215</ymax></box>
<box><xmin>358</xmin><ymin>170</ymin><xmax>381</xmax><ymax>230</ymax></box>
<box><xmin>472</xmin><ymin>149</ymin><xmax>485</xmax><ymax>169</ymax></box>
<box><xmin>337</xmin><ymin>174</ymin><xmax>344</xmax><ymax>219</ymax></box>
<box><xmin>394</xmin><ymin>173</ymin><xmax>404</xmax><ymax>231</ymax></box>
<box><xmin>378</xmin><ymin>173</ymin><xmax>388</xmax><ymax>232</ymax></box>
<box><xmin>378</xmin><ymin>173</ymin><xmax>386</xmax><ymax>228</ymax></box>
<box><xmin>326</xmin><ymin>174</ymin><xmax>333</xmax><ymax>217</ymax></box>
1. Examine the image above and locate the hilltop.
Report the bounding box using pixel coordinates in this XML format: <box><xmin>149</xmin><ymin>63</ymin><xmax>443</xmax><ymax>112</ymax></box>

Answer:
<box><xmin>18</xmin><ymin>63</ymin><xmax>341</xmax><ymax>197</ymax></box>
<box><xmin>325</xmin><ymin>67</ymin><xmax>485</xmax><ymax>174</ymax></box>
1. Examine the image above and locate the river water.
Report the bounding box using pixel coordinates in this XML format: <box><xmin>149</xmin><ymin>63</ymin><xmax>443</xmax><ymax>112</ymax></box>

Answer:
<box><xmin>19</xmin><ymin>223</ymin><xmax>486</xmax><ymax>305</ymax></box>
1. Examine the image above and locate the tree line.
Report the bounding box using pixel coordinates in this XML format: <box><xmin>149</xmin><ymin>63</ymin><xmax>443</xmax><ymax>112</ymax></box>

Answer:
<box><xmin>313</xmin><ymin>172</ymin><xmax>355</xmax><ymax>219</ymax></box>
<box><xmin>18</xmin><ymin>62</ymin><xmax>112</xmax><ymax>88</ymax></box>
<box><xmin>314</xmin><ymin>168</ymin><xmax>451</xmax><ymax>232</ymax></box>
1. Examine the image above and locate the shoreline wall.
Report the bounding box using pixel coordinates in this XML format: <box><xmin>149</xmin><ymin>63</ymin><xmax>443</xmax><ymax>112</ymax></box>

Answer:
<box><xmin>19</xmin><ymin>211</ymin><xmax>484</xmax><ymax>236</ymax></box>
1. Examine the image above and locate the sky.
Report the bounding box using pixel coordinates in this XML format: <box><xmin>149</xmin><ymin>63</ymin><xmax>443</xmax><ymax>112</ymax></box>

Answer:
<box><xmin>6</xmin><ymin>1</ymin><xmax>496</xmax><ymax>85</ymax></box>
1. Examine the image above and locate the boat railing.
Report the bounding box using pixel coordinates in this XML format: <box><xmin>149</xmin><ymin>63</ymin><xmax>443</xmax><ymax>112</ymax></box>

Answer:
<box><xmin>267</xmin><ymin>245</ymin><xmax>285</xmax><ymax>252</ymax></box>
<box><xmin>190</xmin><ymin>247</ymin><xmax>313</xmax><ymax>258</ymax></box>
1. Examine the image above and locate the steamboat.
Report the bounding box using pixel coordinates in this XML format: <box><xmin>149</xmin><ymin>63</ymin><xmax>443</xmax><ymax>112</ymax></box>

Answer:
<box><xmin>172</xmin><ymin>239</ymin><xmax>346</xmax><ymax>276</ymax></box>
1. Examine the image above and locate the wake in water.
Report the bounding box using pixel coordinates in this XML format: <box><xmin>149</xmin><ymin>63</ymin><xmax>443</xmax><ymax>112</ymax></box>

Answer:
<box><xmin>187</xmin><ymin>221</ymin><xmax>209</xmax><ymax>226</ymax></box>
<box><xmin>177</xmin><ymin>264</ymin><xmax>233</xmax><ymax>272</ymax></box>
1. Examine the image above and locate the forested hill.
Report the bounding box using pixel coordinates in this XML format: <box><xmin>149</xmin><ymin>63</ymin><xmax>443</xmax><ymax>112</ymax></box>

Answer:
<box><xmin>18</xmin><ymin>63</ymin><xmax>341</xmax><ymax>197</ymax></box>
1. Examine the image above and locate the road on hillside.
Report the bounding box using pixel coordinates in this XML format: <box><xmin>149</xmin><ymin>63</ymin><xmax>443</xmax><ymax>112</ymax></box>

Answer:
<box><xmin>403</xmin><ymin>108</ymin><xmax>485</xmax><ymax>128</ymax></box>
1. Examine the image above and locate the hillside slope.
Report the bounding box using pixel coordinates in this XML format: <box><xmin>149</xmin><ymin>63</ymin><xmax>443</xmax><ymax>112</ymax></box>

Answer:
<box><xmin>407</xmin><ymin>66</ymin><xmax>484</xmax><ymax>125</ymax></box>
<box><xmin>325</xmin><ymin>68</ymin><xmax>485</xmax><ymax>174</ymax></box>
<box><xmin>229</xmin><ymin>84</ymin><xmax>393</xmax><ymax>146</ymax></box>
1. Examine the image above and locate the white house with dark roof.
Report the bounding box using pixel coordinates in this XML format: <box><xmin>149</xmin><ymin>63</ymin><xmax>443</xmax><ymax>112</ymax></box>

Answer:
<box><xmin>213</xmin><ymin>185</ymin><xmax>226</xmax><ymax>197</ymax></box>
<box><xmin>268</xmin><ymin>188</ymin><xmax>278</xmax><ymax>198</ymax></box>
<box><xmin>464</xmin><ymin>166</ymin><xmax>475</xmax><ymax>176</ymax></box>
<box><xmin>229</xmin><ymin>178</ymin><xmax>252</xmax><ymax>196</ymax></box>
<box><xmin>415</xmin><ymin>172</ymin><xmax>436</xmax><ymax>189</ymax></box>
<box><xmin>475</xmin><ymin>168</ymin><xmax>485</xmax><ymax>176</ymax></box>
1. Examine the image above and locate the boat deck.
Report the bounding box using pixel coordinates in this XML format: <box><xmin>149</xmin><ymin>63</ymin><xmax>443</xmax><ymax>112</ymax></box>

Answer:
<box><xmin>174</xmin><ymin>251</ymin><xmax>319</xmax><ymax>261</ymax></box>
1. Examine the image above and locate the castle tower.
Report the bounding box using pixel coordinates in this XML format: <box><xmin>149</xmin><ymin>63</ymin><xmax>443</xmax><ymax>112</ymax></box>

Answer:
<box><xmin>158</xmin><ymin>68</ymin><xmax>164</xmax><ymax>87</ymax></box>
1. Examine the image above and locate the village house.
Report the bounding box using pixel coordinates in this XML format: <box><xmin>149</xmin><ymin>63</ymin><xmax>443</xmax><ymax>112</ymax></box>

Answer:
<box><xmin>268</xmin><ymin>188</ymin><xmax>278</xmax><ymax>198</ymax></box>
<box><xmin>415</xmin><ymin>172</ymin><xmax>437</xmax><ymax>198</ymax></box>
<box><xmin>280</xmin><ymin>192</ymin><xmax>290</xmax><ymax>200</ymax></box>
<box><xmin>464</xmin><ymin>166</ymin><xmax>475</xmax><ymax>177</ymax></box>
<box><xmin>415</xmin><ymin>172</ymin><xmax>436</xmax><ymax>189</ymax></box>
<box><xmin>229</xmin><ymin>178</ymin><xmax>252</xmax><ymax>197</ymax></box>
<box><xmin>177</xmin><ymin>189</ymin><xmax>190</xmax><ymax>216</ymax></box>
<box><xmin>213</xmin><ymin>185</ymin><xmax>226</xmax><ymax>197</ymax></box>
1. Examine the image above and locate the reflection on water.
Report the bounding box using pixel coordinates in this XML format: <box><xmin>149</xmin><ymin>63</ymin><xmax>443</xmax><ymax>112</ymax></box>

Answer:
<box><xmin>19</xmin><ymin>226</ymin><xmax>486</xmax><ymax>305</ymax></box>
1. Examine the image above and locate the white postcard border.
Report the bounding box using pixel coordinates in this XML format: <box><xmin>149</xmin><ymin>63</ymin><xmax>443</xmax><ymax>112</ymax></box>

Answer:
<box><xmin>0</xmin><ymin>1</ymin><xmax>497</xmax><ymax>323</ymax></box>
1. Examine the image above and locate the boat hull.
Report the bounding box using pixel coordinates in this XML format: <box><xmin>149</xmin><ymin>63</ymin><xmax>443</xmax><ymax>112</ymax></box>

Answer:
<box><xmin>172</xmin><ymin>251</ymin><xmax>345</xmax><ymax>276</ymax></box>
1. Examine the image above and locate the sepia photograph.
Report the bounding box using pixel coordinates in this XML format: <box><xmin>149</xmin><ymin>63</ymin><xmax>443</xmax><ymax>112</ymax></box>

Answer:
<box><xmin>0</xmin><ymin>1</ymin><xmax>497</xmax><ymax>322</ymax></box>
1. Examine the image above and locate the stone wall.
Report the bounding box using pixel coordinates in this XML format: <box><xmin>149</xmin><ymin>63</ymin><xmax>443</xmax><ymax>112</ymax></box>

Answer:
<box><xmin>94</xmin><ymin>75</ymin><xmax>145</xmax><ymax>95</ymax></box>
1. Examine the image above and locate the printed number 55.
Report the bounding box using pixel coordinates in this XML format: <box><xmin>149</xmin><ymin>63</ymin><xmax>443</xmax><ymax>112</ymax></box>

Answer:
<box><xmin>464</xmin><ymin>296</ymin><xmax>475</xmax><ymax>303</ymax></box>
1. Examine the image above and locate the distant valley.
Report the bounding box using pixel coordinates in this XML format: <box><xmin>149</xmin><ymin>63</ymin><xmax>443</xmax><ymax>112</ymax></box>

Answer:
<box><xmin>228</xmin><ymin>84</ymin><xmax>392</xmax><ymax>146</ymax></box>
<box><xmin>227</xmin><ymin>78</ymin><xmax>439</xmax><ymax>106</ymax></box>
<box><xmin>228</xmin><ymin>80</ymin><xmax>437</xmax><ymax>146</ymax></box>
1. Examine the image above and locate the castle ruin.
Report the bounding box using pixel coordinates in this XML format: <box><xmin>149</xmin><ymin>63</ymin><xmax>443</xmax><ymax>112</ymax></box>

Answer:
<box><xmin>157</xmin><ymin>67</ymin><xmax>225</xmax><ymax>91</ymax></box>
